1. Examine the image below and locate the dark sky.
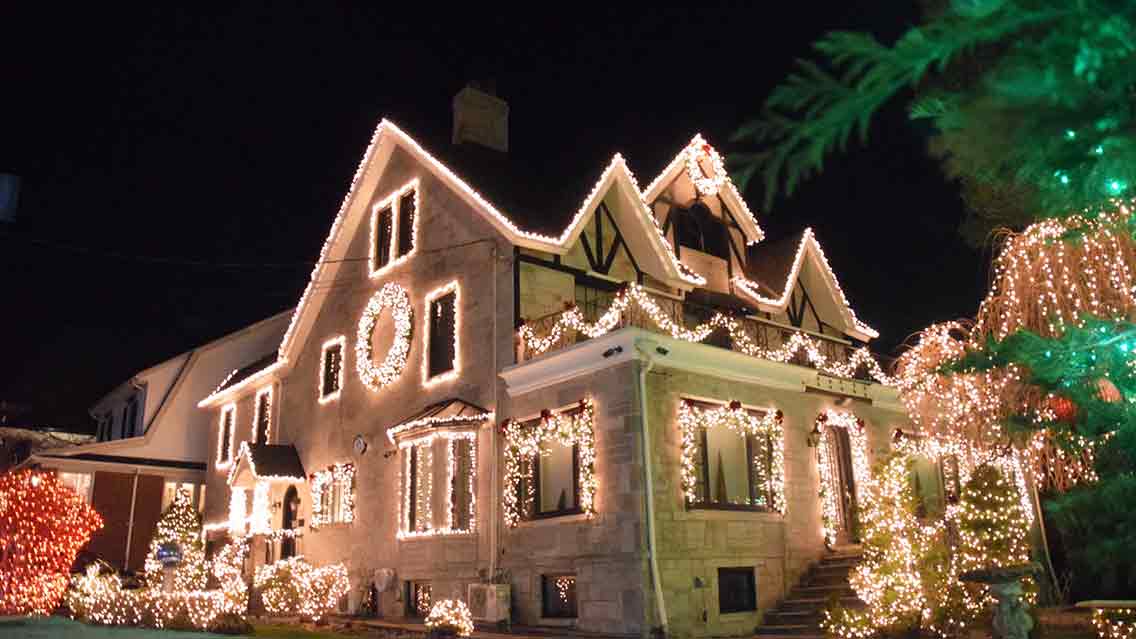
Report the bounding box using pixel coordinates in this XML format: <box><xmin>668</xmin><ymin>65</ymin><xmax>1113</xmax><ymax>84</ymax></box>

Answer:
<box><xmin>1</xmin><ymin>4</ymin><xmax>989</xmax><ymax>431</ymax></box>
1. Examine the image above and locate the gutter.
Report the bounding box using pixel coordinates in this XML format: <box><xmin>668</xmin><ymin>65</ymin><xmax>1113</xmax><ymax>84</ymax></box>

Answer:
<box><xmin>634</xmin><ymin>339</ymin><xmax>668</xmax><ymax>635</ymax></box>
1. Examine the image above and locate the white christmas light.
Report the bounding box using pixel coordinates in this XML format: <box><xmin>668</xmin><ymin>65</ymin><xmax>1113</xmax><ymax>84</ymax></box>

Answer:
<box><xmin>216</xmin><ymin>403</ymin><xmax>236</xmax><ymax>469</ymax></box>
<box><xmin>318</xmin><ymin>335</ymin><xmax>346</xmax><ymax>404</ymax></box>
<box><xmin>369</xmin><ymin>178</ymin><xmax>420</xmax><ymax>279</ymax></box>
<box><xmin>815</xmin><ymin>410</ymin><xmax>872</xmax><ymax>546</ymax></box>
<box><xmin>253</xmin><ymin>386</ymin><xmax>272</xmax><ymax>443</ymax></box>
<box><xmin>310</xmin><ymin>463</ymin><xmax>356</xmax><ymax>529</ymax></box>
<box><xmin>355</xmin><ymin>281</ymin><xmax>413</xmax><ymax>391</ymax></box>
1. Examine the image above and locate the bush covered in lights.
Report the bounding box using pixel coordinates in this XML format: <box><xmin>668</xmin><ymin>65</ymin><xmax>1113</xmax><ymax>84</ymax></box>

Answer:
<box><xmin>425</xmin><ymin>598</ymin><xmax>475</xmax><ymax>638</ymax></box>
<box><xmin>254</xmin><ymin>556</ymin><xmax>349</xmax><ymax>622</ymax></box>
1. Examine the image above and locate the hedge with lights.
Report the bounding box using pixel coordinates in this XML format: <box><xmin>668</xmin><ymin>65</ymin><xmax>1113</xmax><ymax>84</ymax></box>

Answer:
<box><xmin>0</xmin><ymin>469</ymin><xmax>103</xmax><ymax>615</ymax></box>
<box><xmin>253</xmin><ymin>556</ymin><xmax>349</xmax><ymax>622</ymax></box>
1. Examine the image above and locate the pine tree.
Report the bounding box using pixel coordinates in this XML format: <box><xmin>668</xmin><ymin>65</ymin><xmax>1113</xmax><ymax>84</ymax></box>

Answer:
<box><xmin>141</xmin><ymin>488</ymin><xmax>208</xmax><ymax>591</ymax></box>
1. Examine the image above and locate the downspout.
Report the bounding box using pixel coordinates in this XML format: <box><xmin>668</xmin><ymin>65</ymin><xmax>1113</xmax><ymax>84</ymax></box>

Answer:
<box><xmin>489</xmin><ymin>242</ymin><xmax>500</xmax><ymax>579</ymax></box>
<box><xmin>123</xmin><ymin>468</ymin><xmax>141</xmax><ymax>571</ymax></box>
<box><xmin>634</xmin><ymin>339</ymin><xmax>668</xmax><ymax>636</ymax></box>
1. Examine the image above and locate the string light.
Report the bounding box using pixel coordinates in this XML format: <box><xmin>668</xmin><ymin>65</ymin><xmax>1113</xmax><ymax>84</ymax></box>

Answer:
<box><xmin>216</xmin><ymin>403</ymin><xmax>236</xmax><ymax>469</ymax></box>
<box><xmin>253</xmin><ymin>386</ymin><xmax>273</xmax><ymax>443</ymax></box>
<box><xmin>254</xmin><ymin>556</ymin><xmax>350</xmax><ymax>622</ymax></box>
<box><xmin>318</xmin><ymin>335</ymin><xmax>346</xmax><ymax>404</ymax></box>
<box><xmin>368</xmin><ymin>179</ymin><xmax>420</xmax><ymax>279</ymax></box>
<box><xmin>518</xmin><ymin>282</ymin><xmax>893</xmax><ymax>383</ymax></box>
<box><xmin>396</xmin><ymin>433</ymin><xmax>478</xmax><ymax>538</ymax></box>
<box><xmin>1092</xmin><ymin>608</ymin><xmax>1136</xmax><ymax>639</ymax></box>
<box><xmin>355</xmin><ymin>281</ymin><xmax>413</xmax><ymax>391</ymax></box>
<box><xmin>385</xmin><ymin>411</ymin><xmax>494</xmax><ymax>444</ymax></box>
<box><xmin>425</xmin><ymin>599</ymin><xmax>475</xmax><ymax>638</ymax></box>
<box><xmin>502</xmin><ymin>398</ymin><xmax>597</xmax><ymax>527</ymax></box>
<box><xmin>676</xmin><ymin>399</ymin><xmax>785</xmax><ymax>512</ymax></box>
<box><xmin>685</xmin><ymin>135</ymin><xmax>728</xmax><ymax>196</ymax></box>
<box><xmin>141</xmin><ymin>489</ymin><xmax>208</xmax><ymax>591</ymax></box>
<box><xmin>815</xmin><ymin>410</ymin><xmax>872</xmax><ymax>546</ymax></box>
<box><xmin>228</xmin><ymin>488</ymin><xmax>247</xmax><ymax>535</ymax></box>
<box><xmin>310</xmin><ymin>463</ymin><xmax>356</xmax><ymax>529</ymax></box>
<box><xmin>555</xmin><ymin>576</ymin><xmax>575</xmax><ymax>604</ymax></box>
<box><xmin>198</xmin><ymin>361</ymin><xmax>284</xmax><ymax>408</ymax></box>
<box><xmin>422</xmin><ymin>280</ymin><xmax>461</xmax><ymax>387</ymax></box>
<box><xmin>0</xmin><ymin>470</ymin><xmax>103</xmax><ymax>615</ymax></box>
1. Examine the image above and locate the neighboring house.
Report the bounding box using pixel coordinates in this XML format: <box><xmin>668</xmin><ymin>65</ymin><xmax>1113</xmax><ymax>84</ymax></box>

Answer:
<box><xmin>0</xmin><ymin>426</ymin><xmax>91</xmax><ymax>472</ymax></box>
<box><xmin>28</xmin><ymin>310</ymin><xmax>291</xmax><ymax>573</ymax></box>
<box><xmin>195</xmin><ymin>86</ymin><xmax>909</xmax><ymax>637</ymax></box>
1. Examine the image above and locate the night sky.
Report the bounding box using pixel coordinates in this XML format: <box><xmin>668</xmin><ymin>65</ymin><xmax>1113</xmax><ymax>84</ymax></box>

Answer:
<box><xmin>2</xmin><ymin>5</ymin><xmax>989</xmax><ymax>431</ymax></box>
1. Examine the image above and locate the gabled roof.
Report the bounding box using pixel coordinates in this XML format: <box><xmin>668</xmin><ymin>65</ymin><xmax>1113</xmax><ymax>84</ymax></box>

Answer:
<box><xmin>640</xmin><ymin>134</ymin><xmax>765</xmax><ymax>244</ymax></box>
<box><xmin>273</xmin><ymin>119</ymin><xmax>711</xmax><ymax>368</ymax></box>
<box><xmin>386</xmin><ymin>398</ymin><xmax>493</xmax><ymax>443</ymax></box>
<box><xmin>227</xmin><ymin>442</ymin><xmax>306</xmax><ymax>487</ymax></box>
<box><xmin>197</xmin><ymin>351</ymin><xmax>283</xmax><ymax>408</ymax></box>
<box><xmin>735</xmin><ymin>228</ymin><xmax>879</xmax><ymax>341</ymax></box>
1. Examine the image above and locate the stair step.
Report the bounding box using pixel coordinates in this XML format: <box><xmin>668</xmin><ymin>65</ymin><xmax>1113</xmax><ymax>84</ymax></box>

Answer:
<box><xmin>791</xmin><ymin>585</ymin><xmax>857</xmax><ymax>598</ymax></box>
<box><xmin>764</xmin><ymin>610</ymin><xmax>826</xmax><ymax>625</ymax></box>
<box><xmin>778</xmin><ymin>596</ymin><xmax>862</xmax><ymax>612</ymax></box>
<box><xmin>803</xmin><ymin>572</ymin><xmax>854</xmax><ymax>587</ymax></box>
<box><xmin>755</xmin><ymin>624</ymin><xmax>824</xmax><ymax>636</ymax></box>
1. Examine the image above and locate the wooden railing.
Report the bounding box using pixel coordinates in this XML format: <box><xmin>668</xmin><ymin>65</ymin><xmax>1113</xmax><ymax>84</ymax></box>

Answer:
<box><xmin>517</xmin><ymin>286</ymin><xmax>887</xmax><ymax>383</ymax></box>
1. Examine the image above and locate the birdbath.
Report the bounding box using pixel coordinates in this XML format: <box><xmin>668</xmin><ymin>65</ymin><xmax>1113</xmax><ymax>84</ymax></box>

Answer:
<box><xmin>959</xmin><ymin>562</ymin><xmax>1041</xmax><ymax>639</ymax></box>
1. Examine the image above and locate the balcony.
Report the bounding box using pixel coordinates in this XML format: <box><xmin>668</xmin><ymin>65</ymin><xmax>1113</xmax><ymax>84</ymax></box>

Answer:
<box><xmin>516</xmin><ymin>283</ymin><xmax>892</xmax><ymax>384</ymax></box>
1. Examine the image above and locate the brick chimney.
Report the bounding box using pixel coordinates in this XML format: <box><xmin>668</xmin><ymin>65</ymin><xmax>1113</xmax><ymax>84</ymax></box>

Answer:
<box><xmin>452</xmin><ymin>82</ymin><xmax>508</xmax><ymax>153</ymax></box>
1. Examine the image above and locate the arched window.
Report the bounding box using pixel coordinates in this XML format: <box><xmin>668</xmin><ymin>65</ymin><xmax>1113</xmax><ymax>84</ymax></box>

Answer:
<box><xmin>674</xmin><ymin>202</ymin><xmax>729</xmax><ymax>260</ymax></box>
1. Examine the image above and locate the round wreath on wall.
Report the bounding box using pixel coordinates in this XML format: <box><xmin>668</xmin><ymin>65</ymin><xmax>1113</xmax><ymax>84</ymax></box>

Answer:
<box><xmin>355</xmin><ymin>282</ymin><xmax>413</xmax><ymax>391</ymax></box>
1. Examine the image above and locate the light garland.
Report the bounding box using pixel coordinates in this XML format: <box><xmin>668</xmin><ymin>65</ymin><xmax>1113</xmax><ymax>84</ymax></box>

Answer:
<box><xmin>368</xmin><ymin>178</ymin><xmax>420</xmax><ymax>279</ymax></box>
<box><xmin>502</xmin><ymin>398</ymin><xmax>597</xmax><ymax>527</ymax></box>
<box><xmin>310</xmin><ymin>463</ymin><xmax>356</xmax><ymax>529</ymax></box>
<box><xmin>355</xmin><ymin>281</ymin><xmax>413</xmax><ymax>391</ymax></box>
<box><xmin>446</xmin><ymin>433</ymin><xmax>477</xmax><ymax>533</ymax></box>
<box><xmin>815</xmin><ymin>410</ymin><xmax>872</xmax><ymax>546</ymax></box>
<box><xmin>228</xmin><ymin>488</ymin><xmax>247</xmax><ymax>535</ymax></box>
<box><xmin>685</xmin><ymin>135</ymin><xmax>727</xmax><ymax>196</ymax></box>
<box><xmin>253</xmin><ymin>386</ymin><xmax>273</xmax><ymax>443</ymax></box>
<box><xmin>0</xmin><ymin>470</ymin><xmax>103</xmax><ymax>615</ymax></box>
<box><xmin>67</xmin><ymin>536</ymin><xmax>250</xmax><ymax>631</ymax></box>
<box><xmin>1092</xmin><ymin>608</ymin><xmax>1136</xmax><ymax>639</ymax></box>
<box><xmin>250</xmin><ymin>482</ymin><xmax>271</xmax><ymax>535</ymax></box>
<box><xmin>216</xmin><ymin>403</ymin><xmax>236</xmax><ymax>469</ymax></box>
<box><xmin>731</xmin><ymin>228</ymin><xmax>878</xmax><ymax>339</ymax></box>
<box><xmin>254</xmin><ymin>556</ymin><xmax>350</xmax><ymax>622</ymax></box>
<box><xmin>555</xmin><ymin>576</ymin><xmax>575</xmax><ymax>604</ymax></box>
<box><xmin>423</xmin><ymin>280</ymin><xmax>461</xmax><ymax>386</ymax></box>
<box><xmin>425</xmin><ymin>599</ymin><xmax>475</xmax><ymax>638</ymax></box>
<box><xmin>518</xmin><ymin>282</ymin><xmax>893</xmax><ymax>383</ymax></box>
<box><xmin>385</xmin><ymin>411</ymin><xmax>494</xmax><ymax>444</ymax></box>
<box><xmin>198</xmin><ymin>360</ymin><xmax>284</xmax><ymax>408</ymax></box>
<box><xmin>318</xmin><ymin>335</ymin><xmax>346</xmax><ymax>404</ymax></box>
<box><xmin>676</xmin><ymin>399</ymin><xmax>785</xmax><ymax>512</ymax></box>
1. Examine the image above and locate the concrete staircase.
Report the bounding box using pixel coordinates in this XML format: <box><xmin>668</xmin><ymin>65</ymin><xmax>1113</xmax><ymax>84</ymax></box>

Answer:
<box><xmin>754</xmin><ymin>546</ymin><xmax>864</xmax><ymax>639</ymax></box>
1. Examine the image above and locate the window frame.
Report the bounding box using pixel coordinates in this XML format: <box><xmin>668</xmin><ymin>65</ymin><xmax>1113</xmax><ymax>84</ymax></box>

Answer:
<box><xmin>717</xmin><ymin>566</ymin><xmax>757</xmax><ymax>614</ymax></box>
<box><xmin>216</xmin><ymin>403</ymin><xmax>236</xmax><ymax>468</ymax></box>
<box><xmin>683</xmin><ymin>398</ymin><xmax>780</xmax><ymax>513</ymax></box>
<box><xmin>423</xmin><ymin>280</ymin><xmax>460</xmax><ymax>385</ymax></box>
<box><xmin>510</xmin><ymin>403</ymin><xmax>588</xmax><ymax>523</ymax></box>
<box><xmin>368</xmin><ymin>179</ymin><xmax>419</xmax><ymax>278</ymax></box>
<box><xmin>318</xmin><ymin>336</ymin><xmax>346</xmax><ymax>404</ymax></box>
<box><xmin>253</xmin><ymin>386</ymin><xmax>272</xmax><ymax>444</ymax></box>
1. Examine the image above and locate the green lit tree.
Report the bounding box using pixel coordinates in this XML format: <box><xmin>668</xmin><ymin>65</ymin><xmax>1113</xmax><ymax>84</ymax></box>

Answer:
<box><xmin>735</xmin><ymin>0</ymin><xmax>1136</xmax><ymax>600</ymax></box>
<box><xmin>141</xmin><ymin>489</ymin><xmax>208</xmax><ymax>591</ymax></box>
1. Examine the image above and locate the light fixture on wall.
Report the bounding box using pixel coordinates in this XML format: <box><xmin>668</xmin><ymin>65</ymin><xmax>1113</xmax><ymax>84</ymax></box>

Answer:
<box><xmin>807</xmin><ymin>422</ymin><xmax>823</xmax><ymax>448</ymax></box>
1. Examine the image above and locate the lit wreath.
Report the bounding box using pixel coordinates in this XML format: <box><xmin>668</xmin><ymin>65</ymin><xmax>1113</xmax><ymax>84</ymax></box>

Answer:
<box><xmin>686</xmin><ymin>136</ymin><xmax>727</xmax><ymax>197</ymax></box>
<box><xmin>355</xmin><ymin>282</ymin><xmax>413</xmax><ymax>391</ymax></box>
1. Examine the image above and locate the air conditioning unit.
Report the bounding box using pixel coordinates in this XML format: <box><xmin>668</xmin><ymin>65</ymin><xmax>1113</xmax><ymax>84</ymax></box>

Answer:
<box><xmin>467</xmin><ymin>583</ymin><xmax>510</xmax><ymax>623</ymax></box>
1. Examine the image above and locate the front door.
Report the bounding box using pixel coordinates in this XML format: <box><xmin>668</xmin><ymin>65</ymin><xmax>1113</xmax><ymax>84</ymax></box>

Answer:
<box><xmin>824</xmin><ymin>425</ymin><xmax>859</xmax><ymax>543</ymax></box>
<box><xmin>281</xmin><ymin>485</ymin><xmax>299</xmax><ymax>559</ymax></box>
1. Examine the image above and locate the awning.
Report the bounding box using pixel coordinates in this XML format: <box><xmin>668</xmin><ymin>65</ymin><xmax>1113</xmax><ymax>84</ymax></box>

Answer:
<box><xmin>227</xmin><ymin>442</ymin><xmax>306</xmax><ymax>488</ymax></box>
<box><xmin>386</xmin><ymin>398</ymin><xmax>493</xmax><ymax>443</ymax></box>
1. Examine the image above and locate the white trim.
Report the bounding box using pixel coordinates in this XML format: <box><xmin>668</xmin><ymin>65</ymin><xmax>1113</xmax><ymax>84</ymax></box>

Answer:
<box><xmin>252</xmin><ymin>386</ymin><xmax>273</xmax><ymax>444</ymax></box>
<box><xmin>318</xmin><ymin>335</ymin><xmax>346</xmax><ymax>404</ymax></box>
<box><xmin>369</xmin><ymin>178</ymin><xmax>420</xmax><ymax>278</ymax></box>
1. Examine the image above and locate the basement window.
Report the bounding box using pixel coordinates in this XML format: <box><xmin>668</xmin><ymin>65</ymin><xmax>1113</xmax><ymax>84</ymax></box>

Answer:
<box><xmin>407</xmin><ymin>581</ymin><xmax>432</xmax><ymax>618</ymax></box>
<box><xmin>541</xmin><ymin>574</ymin><xmax>578</xmax><ymax>619</ymax></box>
<box><xmin>718</xmin><ymin>567</ymin><xmax>756</xmax><ymax>614</ymax></box>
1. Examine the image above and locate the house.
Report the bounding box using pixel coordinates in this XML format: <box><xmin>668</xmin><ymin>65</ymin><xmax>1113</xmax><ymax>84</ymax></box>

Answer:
<box><xmin>195</xmin><ymin>85</ymin><xmax>908</xmax><ymax>637</ymax></box>
<box><xmin>0</xmin><ymin>426</ymin><xmax>91</xmax><ymax>472</ymax></box>
<box><xmin>28</xmin><ymin>309</ymin><xmax>291</xmax><ymax>572</ymax></box>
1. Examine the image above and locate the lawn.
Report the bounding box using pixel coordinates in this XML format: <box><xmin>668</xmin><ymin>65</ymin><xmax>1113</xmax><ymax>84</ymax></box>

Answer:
<box><xmin>0</xmin><ymin>617</ymin><xmax>353</xmax><ymax>639</ymax></box>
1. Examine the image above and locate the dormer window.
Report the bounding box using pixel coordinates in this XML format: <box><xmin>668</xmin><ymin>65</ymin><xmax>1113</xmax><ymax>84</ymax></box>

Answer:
<box><xmin>675</xmin><ymin>202</ymin><xmax>729</xmax><ymax>261</ymax></box>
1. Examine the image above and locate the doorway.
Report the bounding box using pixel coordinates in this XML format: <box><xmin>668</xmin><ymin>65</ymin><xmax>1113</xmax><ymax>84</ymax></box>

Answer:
<box><xmin>822</xmin><ymin>425</ymin><xmax>859</xmax><ymax>543</ymax></box>
<box><xmin>281</xmin><ymin>485</ymin><xmax>299</xmax><ymax>559</ymax></box>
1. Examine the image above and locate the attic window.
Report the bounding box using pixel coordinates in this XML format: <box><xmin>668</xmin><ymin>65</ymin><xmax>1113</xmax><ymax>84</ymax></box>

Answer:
<box><xmin>369</xmin><ymin>179</ymin><xmax>419</xmax><ymax>277</ymax></box>
<box><xmin>675</xmin><ymin>202</ymin><xmax>729</xmax><ymax>261</ymax></box>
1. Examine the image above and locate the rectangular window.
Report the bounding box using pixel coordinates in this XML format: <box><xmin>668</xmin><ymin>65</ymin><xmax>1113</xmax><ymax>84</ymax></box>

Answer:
<box><xmin>397</xmin><ymin>189</ymin><xmax>416</xmax><ymax>257</ymax></box>
<box><xmin>688</xmin><ymin>401</ymin><xmax>777</xmax><ymax>511</ymax></box>
<box><xmin>161</xmin><ymin>481</ymin><xmax>201</xmax><ymax>511</ymax></box>
<box><xmin>450</xmin><ymin>437</ymin><xmax>474</xmax><ymax>532</ymax></box>
<box><xmin>511</xmin><ymin>402</ymin><xmax>592</xmax><ymax>523</ymax></box>
<box><xmin>320</xmin><ymin>337</ymin><xmax>345</xmax><ymax>402</ymax></box>
<box><xmin>426</xmin><ymin>284</ymin><xmax>458</xmax><ymax>382</ymax></box>
<box><xmin>407</xmin><ymin>581</ymin><xmax>432</xmax><ymax>618</ymax></box>
<box><xmin>58</xmin><ymin>472</ymin><xmax>93</xmax><ymax>504</ymax></box>
<box><xmin>536</xmin><ymin>440</ymin><xmax>579</xmax><ymax>515</ymax></box>
<box><xmin>717</xmin><ymin>567</ymin><xmax>756</xmax><ymax>614</ymax></box>
<box><xmin>406</xmin><ymin>443</ymin><xmax>433</xmax><ymax>533</ymax></box>
<box><xmin>253</xmin><ymin>387</ymin><xmax>272</xmax><ymax>444</ymax></box>
<box><xmin>310</xmin><ymin>463</ymin><xmax>355</xmax><ymax>528</ymax></box>
<box><xmin>374</xmin><ymin>205</ymin><xmax>393</xmax><ymax>271</ymax></box>
<box><xmin>217</xmin><ymin>404</ymin><xmax>236</xmax><ymax>466</ymax></box>
<box><xmin>541</xmin><ymin>574</ymin><xmax>578</xmax><ymax>618</ymax></box>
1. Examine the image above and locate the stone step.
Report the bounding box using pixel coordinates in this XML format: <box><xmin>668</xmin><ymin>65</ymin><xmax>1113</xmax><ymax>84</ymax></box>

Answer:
<box><xmin>810</xmin><ymin>564</ymin><xmax>856</xmax><ymax>578</ymax></box>
<box><xmin>764</xmin><ymin>609</ymin><xmax>827</xmax><ymax>625</ymax></box>
<box><xmin>791</xmin><ymin>585</ymin><xmax>857</xmax><ymax>598</ymax></box>
<box><xmin>777</xmin><ymin>596</ymin><xmax>862</xmax><ymax>612</ymax></box>
<box><xmin>754</xmin><ymin>624</ymin><xmax>824</xmax><ymax>636</ymax></box>
<box><xmin>803</xmin><ymin>571</ymin><xmax>854</xmax><ymax>587</ymax></box>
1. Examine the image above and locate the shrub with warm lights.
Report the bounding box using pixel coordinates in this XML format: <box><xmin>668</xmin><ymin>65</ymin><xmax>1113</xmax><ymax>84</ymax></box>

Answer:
<box><xmin>253</xmin><ymin>556</ymin><xmax>349</xmax><ymax>622</ymax></box>
<box><xmin>425</xmin><ymin>598</ymin><xmax>475</xmax><ymax>638</ymax></box>
<box><xmin>0</xmin><ymin>469</ymin><xmax>103</xmax><ymax>615</ymax></box>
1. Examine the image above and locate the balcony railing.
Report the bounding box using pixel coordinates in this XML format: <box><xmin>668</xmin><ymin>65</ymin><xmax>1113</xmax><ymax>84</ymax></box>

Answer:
<box><xmin>516</xmin><ymin>283</ymin><xmax>894</xmax><ymax>385</ymax></box>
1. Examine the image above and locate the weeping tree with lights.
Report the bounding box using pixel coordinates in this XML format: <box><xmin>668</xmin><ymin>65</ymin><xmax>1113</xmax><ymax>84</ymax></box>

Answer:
<box><xmin>140</xmin><ymin>489</ymin><xmax>208</xmax><ymax>591</ymax></box>
<box><xmin>733</xmin><ymin>0</ymin><xmax>1136</xmax><ymax>599</ymax></box>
